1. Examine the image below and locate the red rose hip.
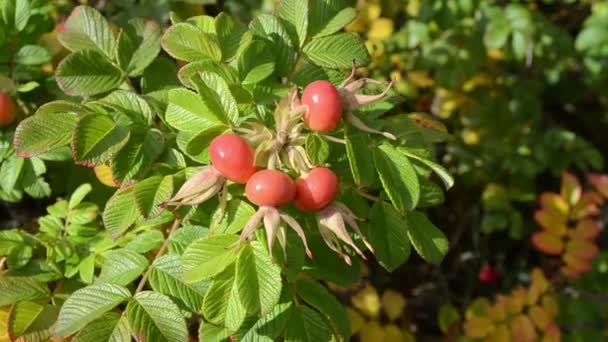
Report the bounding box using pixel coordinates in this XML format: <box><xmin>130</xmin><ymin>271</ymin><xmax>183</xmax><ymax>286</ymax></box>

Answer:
<box><xmin>301</xmin><ymin>80</ymin><xmax>343</xmax><ymax>132</ymax></box>
<box><xmin>0</xmin><ymin>92</ymin><xmax>15</xmax><ymax>127</ymax></box>
<box><xmin>478</xmin><ymin>265</ymin><xmax>499</xmax><ymax>285</ymax></box>
<box><xmin>246</xmin><ymin>170</ymin><xmax>295</xmax><ymax>207</ymax></box>
<box><xmin>209</xmin><ymin>134</ymin><xmax>256</xmax><ymax>184</ymax></box>
<box><xmin>295</xmin><ymin>167</ymin><xmax>339</xmax><ymax>211</ymax></box>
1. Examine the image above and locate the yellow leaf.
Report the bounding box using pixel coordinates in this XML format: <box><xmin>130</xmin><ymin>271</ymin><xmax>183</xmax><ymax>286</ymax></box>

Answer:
<box><xmin>539</xmin><ymin>193</ymin><xmax>570</xmax><ymax>222</ymax></box>
<box><xmin>531</xmin><ymin>231</ymin><xmax>564</xmax><ymax>255</ymax></box>
<box><xmin>541</xmin><ymin>295</ymin><xmax>559</xmax><ymax>317</ymax></box>
<box><xmin>569</xmin><ymin>219</ymin><xmax>601</xmax><ymax>240</ymax></box>
<box><xmin>565</xmin><ymin>239</ymin><xmax>599</xmax><ymax>260</ymax></box>
<box><xmin>351</xmin><ymin>285</ymin><xmax>381</xmax><ymax>318</ymax></box>
<box><xmin>487</xmin><ymin>296</ymin><xmax>507</xmax><ymax>322</ymax></box>
<box><xmin>529</xmin><ymin>306</ymin><xmax>551</xmax><ymax>330</ymax></box>
<box><xmin>381</xmin><ymin>290</ymin><xmax>407</xmax><ymax>322</ymax></box>
<box><xmin>368</xmin><ymin>18</ymin><xmax>394</xmax><ymax>41</ymax></box>
<box><xmin>462</xmin><ymin>128</ymin><xmax>480</xmax><ymax>145</ymax></box>
<box><xmin>487</xmin><ymin>48</ymin><xmax>505</xmax><ymax>60</ymax></box>
<box><xmin>407</xmin><ymin>71</ymin><xmax>435</xmax><ymax>88</ymax></box>
<box><xmin>507</xmin><ymin>287</ymin><xmax>527</xmax><ymax>314</ymax></box>
<box><xmin>463</xmin><ymin>73</ymin><xmax>492</xmax><ymax>92</ymax></box>
<box><xmin>542</xmin><ymin>323</ymin><xmax>561</xmax><ymax>342</ymax></box>
<box><xmin>383</xmin><ymin>324</ymin><xmax>407</xmax><ymax>342</ymax></box>
<box><xmin>365</xmin><ymin>4</ymin><xmax>382</xmax><ymax>21</ymax></box>
<box><xmin>463</xmin><ymin>316</ymin><xmax>494</xmax><ymax>338</ymax></box>
<box><xmin>0</xmin><ymin>307</ymin><xmax>9</xmax><ymax>342</ymax></box>
<box><xmin>94</xmin><ymin>164</ymin><xmax>117</xmax><ymax>188</ymax></box>
<box><xmin>510</xmin><ymin>315</ymin><xmax>538</xmax><ymax>342</ymax></box>
<box><xmin>347</xmin><ymin>307</ymin><xmax>366</xmax><ymax>335</ymax></box>
<box><xmin>533</xmin><ymin>210</ymin><xmax>567</xmax><ymax>237</ymax></box>
<box><xmin>487</xmin><ymin>323</ymin><xmax>510</xmax><ymax>342</ymax></box>
<box><xmin>562</xmin><ymin>253</ymin><xmax>592</xmax><ymax>275</ymax></box>
<box><xmin>561</xmin><ymin>172</ymin><xmax>581</xmax><ymax>206</ymax></box>
<box><xmin>528</xmin><ymin>268</ymin><xmax>550</xmax><ymax>305</ymax></box>
<box><xmin>360</xmin><ymin>321</ymin><xmax>386</xmax><ymax>342</ymax></box>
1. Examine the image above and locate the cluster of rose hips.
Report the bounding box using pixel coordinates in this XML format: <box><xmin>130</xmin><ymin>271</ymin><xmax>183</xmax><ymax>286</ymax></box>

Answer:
<box><xmin>164</xmin><ymin>69</ymin><xmax>392</xmax><ymax>263</ymax></box>
<box><xmin>0</xmin><ymin>92</ymin><xmax>16</xmax><ymax>128</ymax></box>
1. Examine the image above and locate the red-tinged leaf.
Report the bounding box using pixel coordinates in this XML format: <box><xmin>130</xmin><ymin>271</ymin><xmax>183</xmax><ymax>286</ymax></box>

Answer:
<box><xmin>510</xmin><ymin>315</ymin><xmax>537</xmax><ymax>342</ymax></box>
<box><xmin>507</xmin><ymin>287</ymin><xmax>527</xmax><ymax>314</ymax></box>
<box><xmin>569</xmin><ymin>219</ymin><xmax>601</xmax><ymax>241</ymax></box>
<box><xmin>463</xmin><ymin>316</ymin><xmax>494</xmax><ymax>338</ymax></box>
<box><xmin>560</xmin><ymin>172</ymin><xmax>581</xmax><ymax>206</ymax></box>
<box><xmin>529</xmin><ymin>306</ymin><xmax>550</xmax><ymax>330</ymax></box>
<box><xmin>565</xmin><ymin>239</ymin><xmax>599</xmax><ymax>260</ymax></box>
<box><xmin>571</xmin><ymin>192</ymin><xmax>603</xmax><ymax>219</ymax></box>
<box><xmin>587</xmin><ymin>173</ymin><xmax>608</xmax><ymax>198</ymax></box>
<box><xmin>542</xmin><ymin>323</ymin><xmax>561</xmax><ymax>342</ymax></box>
<box><xmin>534</xmin><ymin>210</ymin><xmax>567</xmax><ymax>237</ymax></box>
<box><xmin>562</xmin><ymin>253</ymin><xmax>592</xmax><ymax>275</ymax></box>
<box><xmin>561</xmin><ymin>265</ymin><xmax>582</xmax><ymax>279</ymax></box>
<box><xmin>539</xmin><ymin>193</ymin><xmax>569</xmax><ymax>219</ymax></box>
<box><xmin>408</xmin><ymin>113</ymin><xmax>448</xmax><ymax>133</ymax></box>
<box><xmin>487</xmin><ymin>323</ymin><xmax>510</xmax><ymax>342</ymax></box>
<box><xmin>528</xmin><ymin>268</ymin><xmax>549</xmax><ymax>306</ymax></box>
<box><xmin>531</xmin><ymin>232</ymin><xmax>563</xmax><ymax>255</ymax></box>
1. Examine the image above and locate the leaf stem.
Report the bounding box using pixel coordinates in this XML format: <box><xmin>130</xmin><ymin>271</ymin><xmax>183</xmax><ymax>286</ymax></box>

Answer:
<box><xmin>135</xmin><ymin>217</ymin><xmax>182</xmax><ymax>293</ymax></box>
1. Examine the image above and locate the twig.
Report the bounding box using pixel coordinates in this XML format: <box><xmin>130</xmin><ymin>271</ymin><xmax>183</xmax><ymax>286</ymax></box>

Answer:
<box><xmin>135</xmin><ymin>218</ymin><xmax>182</xmax><ymax>293</ymax></box>
<box><xmin>322</xmin><ymin>135</ymin><xmax>346</xmax><ymax>144</ymax></box>
<box><xmin>354</xmin><ymin>187</ymin><xmax>380</xmax><ymax>202</ymax></box>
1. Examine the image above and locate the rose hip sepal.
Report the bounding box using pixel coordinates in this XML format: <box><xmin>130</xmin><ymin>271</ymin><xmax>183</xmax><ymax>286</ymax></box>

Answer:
<box><xmin>160</xmin><ymin>166</ymin><xmax>225</xmax><ymax>208</ymax></box>
<box><xmin>236</xmin><ymin>169</ymin><xmax>313</xmax><ymax>261</ymax></box>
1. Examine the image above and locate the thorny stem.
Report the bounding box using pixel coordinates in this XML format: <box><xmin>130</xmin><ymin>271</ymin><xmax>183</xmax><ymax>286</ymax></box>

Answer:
<box><xmin>135</xmin><ymin>217</ymin><xmax>182</xmax><ymax>293</ymax></box>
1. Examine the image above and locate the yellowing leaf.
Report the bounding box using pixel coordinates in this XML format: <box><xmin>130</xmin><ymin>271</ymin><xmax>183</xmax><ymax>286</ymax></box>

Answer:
<box><xmin>542</xmin><ymin>323</ymin><xmax>561</xmax><ymax>342</ymax></box>
<box><xmin>531</xmin><ymin>232</ymin><xmax>564</xmax><ymax>256</ymax></box>
<box><xmin>360</xmin><ymin>321</ymin><xmax>385</xmax><ymax>342</ymax></box>
<box><xmin>561</xmin><ymin>172</ymin><xmax>581</xmax><ymax>206</ymax></box>
<box><xmin>487</xmin><ymin>323</ymin><xmax>510</xmax><ymax>342</ymax></box>
<box><xmin>510</xmin><ymin>315</ymin><xmax>537</xmax><ymax>342</ymax></box>
<box><xmin>347</xmin><ymin>307</ymin><xmax>366</xmax><ymax>335</ymax></box>
<box><xmin>368</xmin><ymin>18</ymin><xmax>394</xmax><ymax>41</ymax></box>
<box><xmin>351</xmin><ymin>285</ymin><xmax>381</xmax><ymax>318</ymax></box>
<box><xmin>463</xmin><ymin>316</ymin><xmax>494</xmax><ymax>338</ymax></box>
<box><xmin>487</xmin><ymin>296</ymin><xmax>507</xmax><ymax>322</ymax></box>
<box><xmin>463</xmin><ymin>73</ymin><xmax>492</xmax><ymax>92</ymax></box>
<box><xmin>0</xmin><ymin>307</ymin><xmax>8</xmax><ymax>342</ymax></box>
<box><xmin>407</xmin><ymin>71</ymin><xmax>435</xmax><ymax>88</ymax></box>
<box><xmin>383</xmin><ymin>324</ymin><xmax>408</xmax><ymax>342</ymax></box>
<box><xmin>562</xmin><ymin>253</ymin><xmax>592</xmax><ymax>274</ymax></box>
<box><xmin>381</xmin><ymin>290</ymin><xmax>407</xmax><ymax>322</ymax></box>
<box><xmin>507</xmin><ymin>287</ymin><xmax>527</xmax><ymax>314</ymax></box>
<box><xmin>533</xmin><ymin>210</ymin><xmax>567</xmax><ymax>237</ymax></box>
<box><xmin>529</xmin><ymin>306</ymin><xmax>551</xmax><ymax>330</ymax></box>
<box><xmin>539</xmin><ymin>193</ymin><xmax>569</xmax><ymax>220</ymax></box>
<box><xmin>565</xmin><ymin>239</ymin><xmax>599</xmax><ymax>260</ymax></box>
<box><xmin>528</xmin><ymin>269</ymin><xmax>549</xmax><ymax>305</ymax></box>
<box><xmin>587</xmin><ymin>173</ymin><xmax>608</xmax><ymax>198</ymax></box>
<box><xmin>541</xmin><ymin>295</ymin><xmax>559</xmax><ymax>317</ymax></box>
<box><xmin>571</xmin><ymin>192</ymin><xmax>602</xmax><ymax>219</ymax></box>
<box><xmin>569</xmin><ymin>219</ymin><xmax>601</xmax><ymax>240</ymax></box>
<box><xmin>465</xmin><ymin>298</ymin><xmax>491</xmax><ymax>320</ymax></box>
<box><xmin>408</xmin><ymin>113</ymin><xmax>448</xmax><ymax>134</ymax></box>
<box><xmin>94</xmin><ymin>164</ymin><xmax>117</xmax><ymax>188</ymax></box>
<box><xmin>487</xmin><ymin>48</ymin><xmax>505</xmax><ymax>60</ymax></box>
<box><xmin>462</xmin><ymin>128</ymin><xmax>480</xmax><ymax>145</ymax></box>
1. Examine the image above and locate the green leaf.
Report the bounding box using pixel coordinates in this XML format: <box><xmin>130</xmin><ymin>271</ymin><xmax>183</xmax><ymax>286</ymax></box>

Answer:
<box><xmin>303</xmin><ymin>33</ymin><xmax>370</xmax><ymax>68</ymax></box>
<box><xmin>308</xmin><ymin>0</ymin><xmax>351</xmax><ymax>38</ymax></box>
<box><xmin>141</xmin><ymin>56</ymin><xmax>180</xmax><ymax>93</ymax></box>
<box><xmin>14</xmin><ymin>111</ymin><xmax>78</xmax><ymax>158</ymax></box>
<box><xmin>303</xmin><ymin>232</ymin><xmax>361</xmax><ymax>287</ymax></box>
<box><xmin>98</xmin><ymin>90</ymin><xmax>153</xmax><ymax>125</ymax></box>
<box><xmin>276</xmin><ymin>0</ymin><xmax>309</xmax><ymax>48</ymax></box>
<box><xmin>8</xmin><ymin>302</ymin><xmax>58</xmax><ymax>342</ymax></box>
<box><xmin>15</xmin><ymin>45</ymin><xmax>51</xmax><ymax>65</ymax></box>
<box><xmin>345</xmin><ymin>126</ymin><xmax>377</xmax><ymax>187</ymax></box>
<box><xmin>3</xmin><ymin>0</ymin><xmax>31</xmax><ymax>31</ymax></box>
<box><xmin>134</xmin><ymin>175</ymin><xmax>174</xmax><ymax>218</ymax></box>
<box><xmin>238</xmin><ymin>40</ymin><xmax>275</xmax><ymax>85</ymax></box>
<box><xmin>125</xmin><ymin>230</ymin><xmax>164</xmax><ymax>254</ymax></box>
<box><xmin>161</xmin><ymin>23</ymin><xmax>222</xmax><ymax>62</ymax></box>
<box><xmin>212</xmin><ymin>199</ymin><xmax>256</xmax><ymax>235</ymax></box>
<box><xmin>169</xmin><ymin>225</ymin><xmax>208</xmax><ymax>255</ymax></box>
<box><xmin>284</xmin><ymin>306</ymin><xmax>333</xmax><ymax>342</ymax></box>
<box><xmin>195</xmin><ymin>72</ymin><xmax>240</xmax><ymax>124</ymax></box>
<box><xmin>177</xmin><ymin>59</ymin><xmax>238</xmax><ymax>88</ymax></box>
<box><xmin>58</xmin><ymin>5</ymin><xmax>116</xmax><ymax>57</ymax></box>
<box><xmin>399</xmin><ymin>148</ymin><xmax>454</xmax><ymax>190</ymax></box>
<box><xmin>305</xmin><ymin>134</ymin><xmax>330</xmax><ymax>166</ymax></box>
<box><xmin>181</xmin><ymin>234</ymin><xmax>240</xmax><ymax>283</ymax></box>
<box><xmin>69</xmin><ymin>183</ymin><xmax>92</xmax><ymax>209</ymax></box>
<box><xmin>368</xmin><ymin>202</ymin><xmax>411</xmax><ymax>271</ymax></box>
<box><xmin>483</xmin><ymin>17</ymin><xmax>511</xmax><ymax>49</ymax></box>
<box><xmin>117</xmin><ymin>18</ymin><xmax>162</xmax><ymax>77</ymax></box>
<box><xmin>98</xmin><ymin>248</ymin><xmax>149</xmax><ymax>286</ymax></box>
<box><xmin>0</xmin><ymin>276</ymin><xmax>49</xmax><ymax>306</ymax></box>
<box><xmin>72</xmin><ymin>114</ymin><xmax>130</xmax><ymax>166</ymax></box>
<box><xmin>79</xmin><ymin>254</ymin><xmax>96</xmax><ymax>284</ymax></box>
<box><xmin>103</xmin><ymin>186</ymin><xmax>140</xmax><ymax>238</ymax></box>
<box><xmin>165</xmin><ymin>88</ymin><xmax>227</xmax><ymax>133</ymax></box>
<box><xmin>54</xmin><ymin>283</ymin><xmax>131</xmax><ymax>337</ymax></box>
<box><xmin>296</xmin><ymin>279</ymin><xmax>350</xmax><ymax>339</ymax></box>
<box><xmin>203</xmin><ymin>266</ymin><xmax>246</xmax><ymax>331</ymax></box>
<box><xmin>237</xmin><ymin>294</ymin><xmax>293</xmax><ymax>341</ymax></box>
<box><xmin>314</xmin><ymin>7</ymin><xmax>357</xmax><ymax>38</ymax></box>
<box><xmin>418</xmin><ymin>180</ymin><xmax>445</xmax><ymax>208</ymax></box>
<box><xmin>56</xmin><ymin>50</ymin><xmax>123</xmax><ymax>97</ymax></box>
<box><xmin>199</xmin><ymin>322</ymin><xmax>231</xmax><ymax>342</ymax></box>
<box><xmin>72</xmin><ymin>312</ymin><xmax>131</xmax><ymax>342</ymax></box>
<box><xmin>406</xmin><ymin>211</ymin><xmax>449</xmax><ymax>265</ymax></box>
<box><xmin>373</xmin><ymin>143</ymin><xmax>420</xmax><ymax>213</ymax></box>
<box><xmin>438</xmin><ymin>303</ymin><xmax>461</xmax><ymax>333</ymax></box>
<box><xmin>215</xmin><ymin>13</ymin><xmax>251</xmax><ymax>61</ymax></box>
<box><xmin>149</xmin><ymin>255</ymin><xmax>208</xmax><ymax>313</ymax></box>
<box><xmin>249</xmin><ymin>14</ymin><xmax>295</xmax><ymax>76</ymax></box>
<box><xmin>235</xmin><ymin>243</ymin><xmax>282</xmax><ymax>316</ymax></box>
<box><xmin>126</xmin><ymin>291</ymin><xmax>188</xmax><ymax>342</ymax></box>
<box><xmin>111</xmin><ymin>128</ymin><xmax>164</xmax><ymax>184</ymax></box>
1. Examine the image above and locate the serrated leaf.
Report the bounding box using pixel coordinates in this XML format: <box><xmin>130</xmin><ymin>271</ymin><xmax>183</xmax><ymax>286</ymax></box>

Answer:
<box><xmin>58</xmin><ymin>5</ymin><xmax>116</xmax><ymax>58</ymax></box>
<box><xmin>237</xmin><ymin>294</ymin><xmax>293</xmax><ymax>342</ymax></box>
<box><xmin>284</xmin><ymin>306</ymin><xmax>333</xmax><ymax>342</ymax></box>
<box><xmin>0</xmin><ymin>276</ymin><xmax>49</xmax><ymax>306</ymax></box>
<box><xmin>399</xmin><ymin>148</ymin><xmax>454</xmax><ymax>189</ymax></box>
<box><xmin>8</xmin><ymin>302</ymin><xmax>58</xmax><ymax>342</ymax></box>
<box><xmin>305</xmin><ymin>134</ymin><xmax>330</xmax><ymax>165</ymax></box>
<box><xmin>72</xmin><ymin>312</ymin><xmax>131</xmax><ymax>342</ymax></box>
<box><xmin>249</xmin><ymin>14</ymin><xmax>295</xmax><ymax>76</ymax></box>
<box><xmin>373</xmin><ymin>143</ymin><xmax>420</xmax><ymax>213</ymax></box>
<box><xmin>405</xmin><ymin>211</ymin><xmax>448</xmax><ymax>265</ymax></box>
<box><xmin>212</xmin><ymin>199</ymin><xmax>256</xmax><ymax>234</ymax></box>
<box><xmin>308</xmin><ymin>0</ymin><xmax>349</xmax><ymax>38</ymax></box>
<box><xmin>56</xmin><ymin>50</ymin><xmax>123</xmax><ymax>97</ymax></box>
<box><xmin>161</xmin><ymin>23</ymin><xmax>222</xmax><ymax>62</ymax></box>
<box><xmin>303</xmin><ymin>232</ymin><xmax>361</xmax><ymax>286</ymax></box>
<box><xmin>184</xmin><ymin>124</ymin><xmax>228</xmax><ymax>163</ymax></box>
<box><xmin>98</xmin><ymin>90</ymin><xmax>153</xmax><ymax>125</ymax></box>
<box><xmin>238</xmin><ymin>40</ymin><xmax>275</xmax><ymax>85</ymax></box>
<box><xmin>103</xmin><ymin>187</ymin><xmax>140</xmax><ymax>238</ymax></box>
<box><xmin>117</xmin><ymin>18</ymin><xmax>162</xmax><ymax>77</ymax></box>
<box><xmin>235</xmin><ymin>243</ymin><xmax>282</xmax><ymax>316</ymax></box>
<box><xmin>199</xmin><ymin>322</ymin><xmax>231</xmax><ymax>342</ymax></box>
<box><xmin>141</xmin><ymin>56</ymin><xmax>180</xmax><ymax>93</ymax></box>
<box><xmin>177</xmin><ymin>59</ymin><xmax>238</xmax><ymax>88</ymax></box>
<box><xmin>8</xmin><ymin>301</ymin><xmax>43</xmax><ymax>338</ymax></box>
<box><xmin>203</xmin><ymin>266</ymin><xmax>246</xmax><ymax>331</ymax></box>
<box><xmin>277</xmin><ymin>0</ymin><xmax>308</xmax><ymax>48</ymax></box>
<box><xmin>169</xmin><ymin>225</ymin><xmax>208</xmax><ymax>255</ymax></box>
<box><xmin>69</xmin><ymin>183</ymin><xmax>92</xmax><ymax>209</ymax></box>
<box><xmin>296</xmin><ymin>279</ymin><xmax>350</xmax><ymax>339</ymax></box>
<box><xmin>134</xmin><ymin>176</ymin><xmax>174</xmax><ymax>218</ymax></box>
<box><xmin>195</xmin><ymin>72</ymin><xmax>240</xmax><ymax>124</ymax></box>
<box><xmin>165</xmin><ymin>88</ymin><xmax>227</xmax><ymax>133</ymax></box>
<box><xmin>54</xmin><ymin>283</ymin><xmax>131</xmax><ymax>337</ymax></box>
<box><xmin>314</xmin><ymin>7</ymin><xmax>357</xmax><ymax>38</ymax></box>
<box><xmin>344</xmin><ymin>126</ymin><xmax>377</xmax><ymax>187</ymax></box>
<box><xmin>98</xmin><ymin>248</ymin><xmax>149</xmax><ymax>286</ymax></box>
<box><xmin>3</xmin><ymin>0</ymin><xmax>31</xmax><ymax>31</ymax></box>
<box><xmin>126</xmin><ymin>291</ymin><xmax>188</xmax><ymax>342</ymax></box>
<box><xmin>72</xmin><ymin>114</ymin><xmax>130</xmax><ymax>166</ymax></box>
<box><xmin>125</xmin><ymin>230</ymin><xmax>164</xmax><ymax>254</ymax></box>
<box><xmin>368</xmin><ymin>202</ymin><xmax>411</xmax><ymax>272</ymax></box>
<box><xmin>149</xmin><ymin>255</ymin><xmax>208</xmax><ymax>313</ymax></box>
<box><xmin>14</xmin><ymin>111</ymin><xmax>78</xmax><ymax>158</ymax></box>
<box><xmin>15</xmin><ymin>45</ymin><xmax>51</xmax><ymax>65</ymax></box>
<box><xmin>215</xmin><ymin>13</ymin><xmax>251</xmax><ymax>61</ymax></box>
<box><xmin>303</xmin><ymin>33</ymin><xmax>370</xmax><ymax>68</ymax></box>
<box><xmin>182</xmin><ymin>234</ymin><xmax>239</xmax><ymax>283</ymax></box>
<box><xmin>111</xmin><ymin>128</ymin><xmax>164</xmax><ymax>184</ymax></box>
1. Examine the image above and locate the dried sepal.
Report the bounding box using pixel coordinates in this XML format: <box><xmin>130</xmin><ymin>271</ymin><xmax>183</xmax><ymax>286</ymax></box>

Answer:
<box><xmin>160</xmin><ymin>166</ymin><xmax>224</xmax><ymax>207</ymax></box>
